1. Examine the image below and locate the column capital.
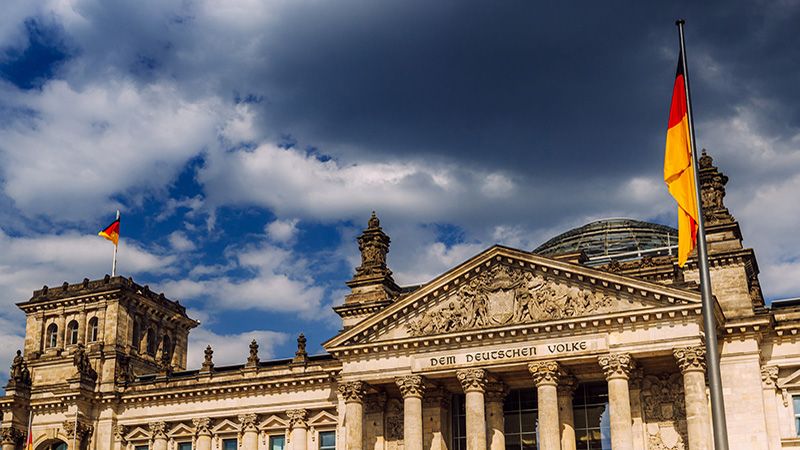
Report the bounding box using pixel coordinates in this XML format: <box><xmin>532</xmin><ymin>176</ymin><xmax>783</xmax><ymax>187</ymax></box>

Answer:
<box><xmin>457</xmin><ymin>368</ymin><xmax>487</xmax><ymax>393</ymax></box>
<box><xmin>338</xmin><ymin>380</ymin><xmax>368</xmax><ymax>403</ymax></box>
<box><xmin>673</xmin><ymin>346</ymin><xmax>705</xmax><ymax>374</ymax></box>
<box><xmin>396</xmin><ymin>375</ymin><xmax>426</xmax><ymax>399</ymax></box>
<box><xmin>528</xmin><ymin>360</ymin><xmax>561</xmax><ymax>387</ymax></box>
<box><xmin>238</xmin><ymin>413</ymin><xmax>259</xmax><ymax>432</ymax></box>
<box><xmin>287</xmin><ymin>409</ymin><xmax>308</xmax><ymax>429</ymax></box>
<box><xmin>485</xmin><ymin>381</ymin><xmax>509</xmax><ymax>403</ymax></box>
<box><xmin>193</xmin><ymin>417</ymin><xmax>212</xmax><ymax>436</ymax></box>
<box><xmin>0</xmin><ymin>427</ymin><xmax>23</xmax><ymax>446</ymax></box>
<box><xmin>148</xmin><ymin>421</ymin><xmax>167</xmax><ymax>440</ymax></box>
<box><xmin>761</xmin><ymin>365</ymin><xmax>779</xmax><ymax>388</ymax></box>
<box><xmin>113</xmin><ymin>424</ymin><xmax>128</xmax><ymax>443</ymax></box>
<box><xmin>598</xmin><ymin>353</ymin><xmax>636</xmax><ymax>380</ymax></box>
<box><xmin>557</xmin><ymin>374</ymin><xmax>578</xmax><ymax>396</ymax></box>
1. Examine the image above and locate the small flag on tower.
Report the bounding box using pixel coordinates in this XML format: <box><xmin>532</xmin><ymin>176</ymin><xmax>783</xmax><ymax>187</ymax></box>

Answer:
<box><xmin>664</xmin><ymin>49</ymin><xmax>699</xmax><ymax>267</ymax></box>
<box><xmin>98</xmin><ymin>215</ymin><xmax>121</xmax><ymax>246</ymax></box>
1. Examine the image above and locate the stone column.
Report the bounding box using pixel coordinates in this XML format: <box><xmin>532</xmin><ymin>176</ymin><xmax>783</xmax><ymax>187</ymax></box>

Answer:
<box><xmin>193</xmin><ymin>418</ymin><xmax>212</xmax><ymax>450</ymax></box>
<box><xmin>673</xmin><ymin>347</ymin><xmax>712</xmax><ymax>450</ymax></box>
<box><xmin>761</xmin><ymin>366</ymin><xmax>781</xmax><ymax>450</ymax></box>
<box><xmin>628</xmin><ymin>369</ymin><xmax>646</xmax><ymax>450</ymax></box>
<box><xmin>456</xmin><ymin>368</ymin><xmax>488</xmax><ymax>450</ymax></box>
<box><xmin>239</xmin><ymin>414</ymin><xmax>259</xmax><ymax>450</ymax></box>
<box><xmin>557</xmin><ymin>375</ymin><xmax>577</xmax><ymax>450</ymax></box>
<box><xmin>485</xmin><ymin>382</ymin><xmax>508</xmax><ymax>450</ymax></box>
<box><xmin>78</xmin><ymin>310</ymin><xmax>88</xmax><ymax>345</ymax></box>
<box><xmin>288</xmin><ymin>409</ymin><xmax>309</xmax><ymax>450</ymax></box>
<box><xmin>1</xmin><ymin>427</ymin><xmax>23</xmax><ymax>450</ymax></box>
<box><xmin>528</xmin><ymin>361</ymin><xmax>561</xmax><ymax>450</ymax></box>
<box><xmin>149</xmin><ymin>422</ymin><xmax>168</xmax><ymax>450</ymax></box>
<box><xmin>598</xmin><ymin>353</ymin><xmax>635</xmax><ymax>450</ymax></box>
<box><xmin>396</xmin><ymin>376</ymin><xmax>426</xmax><ymax>450</ymax></box>
<box><xmin>57</xmin><ymin>314</ymin><xmax>67</xmax><ymax>350</ymax></box>
<box><xmin>423</xmin><ymin>387</ymin><xmax>450</xmax><ymax>450</ymax></box>
<box><xmin>339</xmin><ymin>381</ymin><xmax>368</xmax><ymax>450</ymax></box>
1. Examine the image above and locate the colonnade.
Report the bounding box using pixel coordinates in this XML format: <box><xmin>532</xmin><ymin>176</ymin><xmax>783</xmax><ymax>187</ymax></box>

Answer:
<box><xmin>339</xmin><ymin>346</ymin><xmax>712</xmax><ymax>450</ymax></box>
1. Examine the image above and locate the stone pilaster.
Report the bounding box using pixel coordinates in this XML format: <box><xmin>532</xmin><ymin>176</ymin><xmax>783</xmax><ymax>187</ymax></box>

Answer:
<box><xmin>239</xmin><ymin>414</ymin><xmax>259</xmax><ymax>450</ymax></box>
<box><xmin>288</xmin><ymin>409</ymin><xmax>309</xmax><ymax>450</ymax></box>
<box><xmin>485</xmin><ymin>382</ymin><xmax>508</xmax><ymax>450</ymax></box>
<box><xmin>674</xmin><ymin>347</ymin><xmax>712</xmax><ymax>450</ymax></box>
<box><xmin>113</xmin><ymin>424</ymin><xmax>127</xmax><ymax>450</ymax></box>
<box><xmin>365</xmin><ymin>393</ymin><xmax>387</xmax><ymax>450</ymax></box>
<box><xmin>529</xmin><ymin>361</ymin><xmax>561</xmax><ymax>450</ymax></box>
<box><xmin>193</xmin><ymin>418</ymin><xmax>212</xmax><ymax>450</ymax></box>
<box><xmin>396</xmin><ymin>376</ymin><xmax>425</xmax><ymax>450</ymax></box>
<box><xmin>64</xmin><ymin>420</ymin><xmax>94</xmax><ymax>450</ymax></box>
<box><xmin>761</xmin><ymin>366</ymin><xmax>780</xmax><ymax>450</ymax></box>
<box><xmin>457</xmin><ymin>368</ymin><xmax>487</xmax><ymax>450</ymax></box>
<box><xmin>628</xmin><ymin>368</ymin><xmax>646</xmax><ymax>450</ymax></box>
<box><xmin>1</xmin><ymin>427</ymin><xmax>23</xmax><ymax>450</ymax></box>
<box><xmin>149</xmin><ymin>421</ymin><xmax>168</xmax><ymax>450</ymax></box>
<box><xmin>423</xmin><ymin>387</ymin><xmax>450</xmax><ymax>450</ymax></box>
<box><xmin>598</xmin><ymin>353</ymin><xmax>635</xmax><ymax>450</ymax></box>
<box><xmin>339</xmin><ymin>381</ymin><xmax>368</xmax><ymax>450</ymax></box>
<box><xmin>557</xmin><ymin>375</ymin><xmax>578</xmax><ymax>450</ymax></box>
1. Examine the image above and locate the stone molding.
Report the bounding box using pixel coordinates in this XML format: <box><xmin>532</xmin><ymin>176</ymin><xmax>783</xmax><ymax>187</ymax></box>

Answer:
<box><xmin>193</xmin><ymin>418</ymin><xmax>212</xmax><ymax>436</ymax></box>
<box><xmin>286</xmin><ymin>409</ymin><xmax>309</xmax><ymax>429</ymax></box>
<box><xmin>239</xmin><ymin>413</ymin><xmax>259</xmax><ymax>432</ymax></box>
<box><xmin>485</xmin><ymin>381</ymin><xmax>509</xmax><ymax>403</ymax></box>
<box><xmin>598</xmin><ymin>353</ymin><xmax>636</xmax><ymax>380</ymax></box>
<box><xmin>761</xmin><ymin>365</ymin><xmax>779</xmax><ymax>388</ymax></box>
<box><xmin>673</xmin><ymin>346</ymin><xmax>705</xmax><ymax>374</ymax></box>
<box><xmin>395</xmin><ymin>375</ymin><xmax>426</xmax><ymax>399</ymax></box>
<box><xmin>456</xmin><ymin>368</ymin><xmax>487</xmax><ymax>393</ymax></box>
<box><xmin>528</xmin><ymin>361</ymin><xmax>561</xmax><ymax>386</ymax></box>
<box><xmin>338</xmin><ymin>381</ymin><xmax>367</xmax><ymax>403</ymax></box>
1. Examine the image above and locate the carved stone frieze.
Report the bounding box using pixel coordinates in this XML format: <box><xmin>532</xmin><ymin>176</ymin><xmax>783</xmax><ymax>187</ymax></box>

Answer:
<box><xmin>406</xmin><ymin>264</ymin><xmax>616</xmax><ymax>336</ymax></box>
<box><xmin>239</xmin><ymin>413</ymin><xmax>258</xmax><ymax>432</ymax></box>
<box><xmin>338</xmin><ymin>381</ymin><xmax>367</xmax><ymax>403</ymax></box>
<box><xmin>286</xmin><ymin>409</ymin><xmax>308</xmax><ymax>429</ymax></box>
<box><xmin>193</xmin><ymin>418</ymin><xmax>211</xmax><ymax>436</ymax></box>
<box><xmin>598</xmin><ymin>353</ymin><xmax>635</xmax><ymax>380</ymax></box>
<box><xmin>456</xmin><ymin>368</ymin><xmax>487</xmax><ymax>392</ymax></box>
<box><xmin>761</xmin><ymin>366</ymin><xmax>779</xmax><ymax>388</ymax></box>
<box><xmin>673</xmin><ymin>347</ymin><xmax>705</xmax><ymax>374</ymax></box>
<box><xmin>641</xmin><ymin>373</ymin><xmax>687</xmax><ymax>450</ymax></box>
<box><xmin>528</xmin><ymin>361</ymin><xmax>561</xmax><ymax>386</ymax></box>
<box><xmin>396</xmin><ymin>375</ymin><xmax>425</xmax><ymax>398</ymax></box>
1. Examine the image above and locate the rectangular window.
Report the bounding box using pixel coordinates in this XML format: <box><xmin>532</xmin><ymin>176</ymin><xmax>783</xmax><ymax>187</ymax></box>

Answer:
<box><xmin>270</xmin><ymin>435</ymin><xmax>286</xmax><ymax>450</ymax></box>
<box><xmin>319</xmin><ymin>431</ymin><xmax>336</xmax><ymax>450</ymax></box>
<box><xmin>222</xmin><ymin>439</ymin><xmax>238</xmax><ymax>450</ymax></box>
<box><xmin>134</xmin><ymin>446</ymin><xmax>149</xmax><ymax>450</ymax></box>
<box><xmin>572</xmin><ymin>382</ymin><xmax>611</xmax><ymax>450</ymax></box>
<box><xmin>451</xmin><ymin>394</ymin><xmax>467</xmax><ymax>450</ymax></box>
<box><xmin>177</xmin><ymin>443</ymin><xmax>192</xmax><ymax>450</ymax></box>
<box><xmin>794</xmin><ymin>396</ymin><xmax>800</xmax><ymax>436</ymax></box>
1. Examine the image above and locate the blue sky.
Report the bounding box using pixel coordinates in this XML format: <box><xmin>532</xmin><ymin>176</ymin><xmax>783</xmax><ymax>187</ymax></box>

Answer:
<box><xmin>1</xmin><ymin>1</ymin><xmax>800</xmax><ymax>385</ymax></box>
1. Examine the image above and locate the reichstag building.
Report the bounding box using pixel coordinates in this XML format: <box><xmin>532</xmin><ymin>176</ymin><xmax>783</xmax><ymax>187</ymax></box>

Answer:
<box><xmin>2</xmin><ymin>151</ymin><xmax>799</xmax><ymax>450</ymax></box>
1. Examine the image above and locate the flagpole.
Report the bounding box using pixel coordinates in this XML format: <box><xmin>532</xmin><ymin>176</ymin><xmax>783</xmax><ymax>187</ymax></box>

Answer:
<box><xmin>26</xmin><ymin>409</ymin><xmax>33</xmax><ymax>449</ymax></box>
<box><xmin>676</xmin><ymin>19</ymin><xmax>729</xmax><ymax>450</ymax></box>
<box><xmin>72</xmin><ymin>411</ymin><xmax>79</xmax><ymax>450</ymax></box>
<box><xmin>111</xmin><ymin>210</ymin><xmax>120</xmax><ymax>277</ymax></box>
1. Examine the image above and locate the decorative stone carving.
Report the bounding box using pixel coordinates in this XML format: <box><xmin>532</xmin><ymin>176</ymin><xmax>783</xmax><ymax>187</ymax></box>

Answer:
<box><xmin>365</xmin><ymin>392</ymin><xmax>388</xmax><ymax>413</ymax></box>
<box><xmin>200</xmin><ymin>345</ymin><xmax>214</xmax><ymax>373</ymax></box>
<box><xmin>293</xmin><ymin>334</ymin><xmax>308</xmax><ymax>364</ymax></box>
<box><xmin>338</xmin><ymin>381</ymin><xmax>367</xmax><ymax>403</ymax></box>
<box><xmin>406</xmin><ymin>264</ymin><xmax>616</xmax><ymax>336</ymax></box>
<box><xmin>149</xmin><ymin>421</ymin><xmax>167</xmax><ymax>440</ymax></box>
<box><xmin>64</xmin><ymin>420</ymin><xmax>94</xmax><ymax>441</ymax></box>
<box><xmin>528</xmin><ymin>361</ymin><xmax>561</xmax><ymax>386</ymax></box>
<box><xmin>286</xmin><ymin>409</ymin><xmax>308</xmax><ymax>429</ymax></box>
<box><xmin>485</xmin><ymin>381</ymin><xmax>509</xmax><ymax>403</ymax></box>
<box><xmin>115</xmin><ymin>354</ymin><xmax>135</xmax><ymax>384</ymax></box>
<box><xmin>673</xmin><ymin>347</ymin><xmax>705</xmax><ymax>373</ymax></box>
<box><xmin>698</xmin><ymin>149</ymin><xmax>734</xmax><ymax>224</ymax></box>
<box><xmin>598</xmin><ymin>353</ymin><xmax>636</xmax><ymax>380</ymax></box>
<box><xmin>396</xmin><ymin>375</ymin><xmax>425</xmax><ymax>398</ymax></box>
<box><xmin>761</xmin><ymin>366</ymin><xmax>779</xmax><ymax>388</ymax></box>
<box><xmin>456</xmin><ymin>368</ymin><xmax>487</xmax><ymax>392</ymax></box>
<box><xmin>354</xmin><ymin>212</ymin><xmax>392</xmax><ymax>279</ymax></box>
<box><xmin>628</xmin><ymin>368</ymin><xmax>644</xmax><ymax>390</ymax></box>
<box><xmin>557</xmin><ymin>374</ymin><xmax>578</xmax><ymax>396</ymax></box>
<box><xmin>0</xmin><ymin>427</ymin><xmax>23</xmax><ymax>446</ymax></box>
<box><xmin>72</xmin><ymin>343</ymin><xmax>98</xmax><ymax>380</ymax></box>
<box><xmin>7</xmin><ymin>350</ymin><xmax>31</xmax><ymax>387</ymax></box>
<box><xmin>641</xmin><ymin>373</ymin><xmax>687</xmax><ymax>450</ymax></box>
<box><xmin>246</xmin><ymin>340</ymin><xmax>260</xmax><ymax>367</ymax></box>
<box><xmin>193</xmin><ymin>418</ymin><xmax>211</xmax><ymax>436</ymax></box>
<box><xmin>385</xmin><ymin>398</ymin><xmax>404</xmax><ymax>441</ymax></box>
<box><xmin>238</xmin><ymin>414</ymin><xmax>258</xmax><ymax>432</ymax></box>
<box><xmin>113</xmin><ymin>424</ymin><xmax>128</xmax><ymax>442</ymax></box>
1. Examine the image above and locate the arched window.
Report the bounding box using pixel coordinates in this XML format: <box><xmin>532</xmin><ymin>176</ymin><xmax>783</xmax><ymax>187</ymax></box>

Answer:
<box><xmin>46</xmin><ymin>323</ymin><xmax>58</xmax><ymax>348</ymax></box>
<box><xmin>88</xmin><ymin>317</ymin><xmax>99</xmax><ymax>342</ymax></box>
<box><xmin>146</xmin><ymin>328</ymin><xmax>157</xmax><ymax>356</ymax></box>
<box><xmin>67</xmin><ymin>320</ymin><xmax>79</xmax><ymax>345</ymax></box>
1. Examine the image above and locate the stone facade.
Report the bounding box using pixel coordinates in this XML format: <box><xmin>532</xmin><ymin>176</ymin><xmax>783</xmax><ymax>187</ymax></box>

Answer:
<box><xmin>3</xmin><ymin>152</ymin><xmax>800</xmax><ymax>450</ymax></box>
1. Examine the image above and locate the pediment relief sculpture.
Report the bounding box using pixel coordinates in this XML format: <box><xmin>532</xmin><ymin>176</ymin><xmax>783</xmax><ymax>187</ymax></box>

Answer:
<box><xmin>406</xmin><ymin>264</ymin><xmax>632</xmax><ymax>336</ymax></box>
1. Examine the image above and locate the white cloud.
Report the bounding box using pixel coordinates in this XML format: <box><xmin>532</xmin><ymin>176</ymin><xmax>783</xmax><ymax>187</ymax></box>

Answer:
<box><xmin>266</xmin><ymin>218</ymin><xmax>299</xmax><ymax>244</ymax></box>
<box><xmin>168</xmin><ymin>231</ymin><xmax>196</xmax><ymax>252</ymax></box>
<box><xmin>187</xmin><ymin>327</ymin><xmax>288</xmax><ymax>368</ymax></box>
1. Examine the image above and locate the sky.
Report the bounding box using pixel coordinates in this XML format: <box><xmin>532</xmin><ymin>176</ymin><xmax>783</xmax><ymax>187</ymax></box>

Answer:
<box><xmin>1</xmin><ymin>1</ymin><xmax>799</xmax><ymax>385</ymax></box>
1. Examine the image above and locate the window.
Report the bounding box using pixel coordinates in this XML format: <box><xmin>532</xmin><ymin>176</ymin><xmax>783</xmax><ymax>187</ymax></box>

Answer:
<box><xmin>503</xmin><ymin>389</ymin><xmax>538</xmax><ymax>450</ymax></box>
<box><xmin>794</xmin><ymin>396</ymin><xmax>800</xmax><ymax>436</ymax></box>
<box><xmin>88</xmin><ymin>317</ymin><xmax>99</xmax><ymax>342</ymax></box>
<box><xmin>162</xmin><ymin>335</ymin><xmax>172</xmax><ymax>361</ymax></box>
<box><xmin>451</xmin><ymin>394</ymin><xmax>467</xmax><ymax>450</ymax></box>
<box><xmin>134</xmin><ymin>446</ymin><xmax>149</xmax><ymax>450</ymax></box>
<box><xmin>319</xmin><ymin>431</ymin><xmax>335</xmax><ymax>450</ymax></box>
<box><xmin>572</xmin><ymin>382</ymin><xmax>611</xmax><ymax>450</ymax></box>
<box><xmin>146</xmin><ymin>328</ymin><xmax>157</xmax><ymax>356</ymax></box>
<box><xmin>67</xmin><ymin>320</ymin><xmax>79</xmax><ymax>345</ymax></box>
<box><xmin>46</xmin><ymin>324</ymin><xmax>58</xmax><ymax>348</ymax></box>
<box><xmin>270</xmin><ymin>435</ymin><xmax>286</xmax><ymax>450</ymax></box>
<box><xmin>177</xmin><ymin>443</ymin><xmax>192</xmax><ymax>450</ymax></box>
<box><xmin>222</xmin><ymin>439</ymin><xmax>238</xmax><ymax>450</ymax></box>
<box><xmin>132</xmin><ymin>321</ymin><xmax>141</xmax><ymax>352</ymax></box>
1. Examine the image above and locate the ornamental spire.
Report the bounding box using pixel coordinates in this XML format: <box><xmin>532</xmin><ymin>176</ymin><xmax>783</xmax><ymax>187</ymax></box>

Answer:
<box><xmin>698</xmin><ymin>149</ymin><xmax>734</xmax><ymax>224</ymax></box>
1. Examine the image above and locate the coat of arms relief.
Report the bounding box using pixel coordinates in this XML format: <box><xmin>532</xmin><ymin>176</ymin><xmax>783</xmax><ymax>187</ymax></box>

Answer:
<box><xmin>406</xmin><ymin>264</ymin><xmax>626</xmax><ymax>336</ymax></box>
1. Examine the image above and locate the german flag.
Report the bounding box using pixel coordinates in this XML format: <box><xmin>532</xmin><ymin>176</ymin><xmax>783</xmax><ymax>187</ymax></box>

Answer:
<box><xmin>98</xmin><ymin>217</ymin><xmax>121</xmax><ymax>246</ymax></box>
<box><xmin>664</xmin><ymin>50</ymin><xmax>699</xmax><ymax>267</ymax></box>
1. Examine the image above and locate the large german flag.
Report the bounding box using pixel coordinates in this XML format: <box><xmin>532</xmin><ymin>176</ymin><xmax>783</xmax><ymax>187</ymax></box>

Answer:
<box><xmin>98</xmin><ymin>218</ymin><xmax>121</xmax><ymax>246</ymax></box>
<box><xmin>664</xmin><ymin>50</ymin><xmax>698</xmax><ymax>267</ymax></box>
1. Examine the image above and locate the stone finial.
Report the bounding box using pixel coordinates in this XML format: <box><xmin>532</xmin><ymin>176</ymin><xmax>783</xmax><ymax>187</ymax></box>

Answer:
<box><xmin>485</xmin><ymin>381</ymin><xmax>510</xmax><ymax>403</ymax></box>
<box><xmin>286</xmin><ymin>409</ymin><xmax>309</xmax><ymax>429</ymax></box>
<box><xmin>246</xmin><ymin>340</ymin><xmax>260</xmax><ymax>368</ymax></box>
<box><xmin>238</xmin><ymin>414</ymin><xmax>258</xmax><ymax>432</ymax></box>
<box><xmin>395</xmin><ymin>375</ymin><xmax>426</xmax><ymax>398</ymax></box>
<box><xmin>598</xmin><ymin>353</ymin><xmax>636</xmax><ymax>380</ymax></box>
<box><xmin>456</xmin><ymin>368</ymin><xmax>487</xmax><ymax>392</ymax></box>
<box><xmin>673</xmin><ymin>346</ymin><xmax>706</xmax><ymax>373</ymax></box>
<box><xmin>193</xmin><ymin>418</ymin><xmax>211</xmax><ymax>436</ymax></box>
<box><xmin>8</xmin><ymin>350</ymin><xmax>31</xmax><ymax>387</ymax></box>
<box><xmin>354</xmin><ymin>212</ymin><xmax>392</xmax><ymax>279</ymax></box>
<box><xmin>293</xmin><ymin>333</ymin><xmax>308</xmax><ymax>363</ymax></box>
<box><xmin>200</xmin><ymin>345</ymin><xmax>214</xmax><ymax>373</ymax></box>
<box><xmin>528</xmin><ymin>361</ymin><xmax>561</xmax><ymax>386</ymax></box>
<box><xmin>338</xmin><ymin>381</ymin><xmax>367</xmax><ymax>403</ymax></box>
<box><xmin>148</xmin><ymin>421</ymin><xmax>167</xmax><ymax>440</ymax></box>
<box><xmin>368</xmin><ymin>211</ymin><xmax>380</xmax><ymax>228</ymax></box>
<box><xmin>698</xmin><ymin>149</ymin><xmax>734</xmax><ymax>224</ymax></box>
<box><xmin>761</xmin><ymin>366</ymin><xmax>779</xmax><ymax>388</ymax></box>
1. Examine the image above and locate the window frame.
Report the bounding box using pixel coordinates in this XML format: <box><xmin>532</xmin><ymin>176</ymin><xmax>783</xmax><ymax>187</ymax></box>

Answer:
<box><xmin>221</xmin><ymin>438</ymin><xmax>238</xmax><ymax>450</ymax></box>
<box><xmin>88</xmin><ymin>317</ymin><xmax>99</xmax><ymax>342</ymax></box>
<box><xmin>318</xmin><ymin>430</ymin><xmax>336</xmax><ymax>450</ymax></box>
<box><xmin>46</xmin><ymin>323</ymin><xmax>58</xmax><ymax>348</ymax></box>
<box><xmin>67</xmin><ymin>320</ymin><xmax>80</xmax><ymax>345</ymax></box>
<box><xmin>269</xmin><ymin>434</ymin><xmax>286</xmax><ymax>450</ymax></box>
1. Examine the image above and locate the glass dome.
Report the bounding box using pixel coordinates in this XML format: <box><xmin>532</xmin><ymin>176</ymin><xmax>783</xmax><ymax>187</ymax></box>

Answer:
<box><xmin>533</xmin><ymin>218</ymin><xmax>678</xmax><ymax>266</ymax></box>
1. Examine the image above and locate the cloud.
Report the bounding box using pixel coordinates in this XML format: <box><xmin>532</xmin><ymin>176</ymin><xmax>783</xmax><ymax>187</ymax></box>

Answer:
<box><xmin>266</xmin><ymin>218</ymin><xmax>299</xmax><ymax>244</ymax></box>
<box><xmin>168</xmin><ymin>231</ymin><xmax>196</xmax><ymax>252</ymax></box>
<box><xmin>187</xmin><ymin>327</ymin><xmax>288</xmax><ymax>368</ymax></box>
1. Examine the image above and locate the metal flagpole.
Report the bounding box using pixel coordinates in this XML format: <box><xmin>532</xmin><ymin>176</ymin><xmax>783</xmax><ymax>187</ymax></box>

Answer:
<box><xmin>26</xmin><ymin>409</ymin><xmax>33</xmax><ymax>448</ymax></box>
<box><xmin>676</xmin><ymin>19</ymin><xmax>729</xmax><ymax>450</ymax></box>
<box><xmin>72</xmin><ymin>411</ymin><xmax>79</xmax><ymax>450</ymax></box>
<box><xmin>111</xmin><ymin>210</ymin><xmax>120</xmax><ymax>277</ymax></box>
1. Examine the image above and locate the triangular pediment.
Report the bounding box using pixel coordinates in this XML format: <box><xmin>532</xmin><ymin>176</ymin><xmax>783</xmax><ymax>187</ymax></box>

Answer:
<box><xmin>168</xmin><ymin>423</ymin><xmax>195</xmax><ymax>437</ymax></box>
<box><xmin>124</xmin><ymin>427</ymin><xmax>151</xmax><ymax>441</ymax></box>
<box><xmin>308</xmin><ymin>411</ymin><xmax>337</xmax><ymax>427</ymax></box>
<box><xmin>212</xmin><ymin>419</ymin><xmax>240</xmax><ymax>434</ymax></box>
<box><xmin>325</xmin><ymin>246</ymin><xmax>701</xmax><ymax>349</ymax></box>
<box><xmin>259</xmin><ymin>415</ymin><xmax>288</xmax><ymax>430</ymax></box>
